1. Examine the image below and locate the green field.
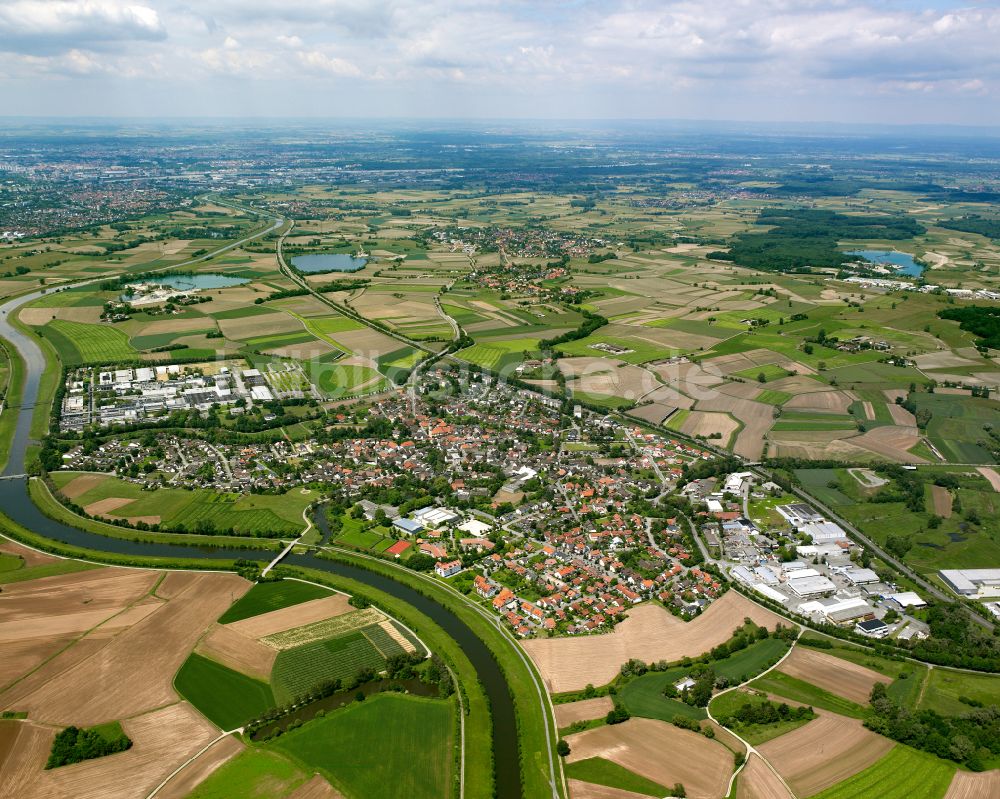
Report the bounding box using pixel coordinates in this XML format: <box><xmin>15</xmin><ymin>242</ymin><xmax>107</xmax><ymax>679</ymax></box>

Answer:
<box><xmin>807</xmin><ymin>746</ymin><xmax>955</xmax><ymax>799</ymax></box>
<box><xmin>268</xmin><ymin>693</ymin><xmax>453</xmax><ymax>799</ymax></box>
<box><xmin>0</xmin><ymin>557</ymin><xmax>98</xmax><ymax>585</ymax></box>
<box><xmin>917</xmin><ymin>667</ymin><xmax>1000</xmax><ymax>716</ymax></box>
<box><xmin>619</xmin><ymin>668</ymin><xmax>708</xmax><ymax>723</ymax></box>
<box><xmin>734</xmin><ymin>363</ymin><xmax>788</xmax><ymax>382</ymax></box>
<box><xmin>185</xmin><ymin>749</ymin><xmax>309</xmax><ymax>799</ymax></box>
<box><xmin>51</xmin><ymin>472</ymin><xmax>312</xmax><ymax>536</ymax></box>
<box><xmin>40</xmin><ymin>320</ymin><xmax>137</xmax><ymax>365</ymax></box>
<box><xmin>217</xmin><ymin>581</ymin><xmax>332</xmax><ymax>625</ymax></box>
<box><xmin>302</xmin><ymin>360</ymin><xmax>387</xmax><ymax>397</ymax></box>
<box><xmin>708</xmin><ymin>689</ymin><xmax>815</xmax><ymax>745</ymax></box>
<box><xmin>713</xmin><ymin>638</ymin><xmax>790</xmax><ymax>683</ymax></box>
<box><xmin>757</xmin><ymin>389</ymin><xmax>793</xmax><ymax>405</ymax></box>
<box><xmin>456</xmin><ymin>337</ymin><xmax>541</xmax><ymax>370</ymax></box>
<box><xmin>564</xmin><ymin>757</ymin><xmax>668</xmax><ymax>797</ymax></box>
<box><xmin>750</xmin><ymin>671</ymin><xmax>867</xmax><ymax>718</ymax></box>
<box><xmin>174</xmin><ymin>653</ymin><xmax>275</xmax><ymax>730</ymax></box>
<box><xmin>915</xmin><ymin>393</ymin><xmax>999</xmax><ymax>463</ymax></box>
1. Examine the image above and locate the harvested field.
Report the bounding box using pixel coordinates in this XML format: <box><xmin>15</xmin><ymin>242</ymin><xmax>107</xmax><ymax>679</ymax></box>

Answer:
<box><xmin>226</xmin><ymin>593</ymin><xmax>353</xmax><ymax>639</ymax></box>
<box><xmin>692</xmin><ymin>395</ymin><xmax>772</xmax><ymax>459</ymax></box>
<box><xmin>756</xmin><ymin>711</ymin><xmax>894</xmax><ymax>797</ymax></box>
<box><xmin>851</xmin><ymin>425</ymin><xmax>926</xmax><ymax>463</ymax></box>
<box><xmin>330</xmin><ymin>327</ymin><xmax>405</xmax><ymax>358</ymax></box>
<box><xmin>784</xmin><ymin>390</ymin><xmax>856</xmax><ymax>414</ymax></box>
<box><xmin>681</xmin><ymin>410</ymin><xmax>739</xmax><ymax>442</ymax></box>
<box><xmin>57</xmin><ymin>473</ymin><xmax>107</xmax><ymax>500</ymax></box>
<box><xmin>568</xmin><ymin>780</ymin><xmax>649</xmax><ymax>799</ymax></box>
<box><xmin>776</xmin><ymin>647</ymin><xmax>890</xmax><ymax>704</ymax></box>
<box><xmin>554</xmin><ymin>697</ymin><xmax>615</xmax><ymax>728</ymax></box>
<box><xmin>0</xmin><ymin>537</ymin><xmax>58</xmax><ymax>567</ymax></box>
<box><xmin>861</xmin><ymin>401</ymin><xmax>875</xmax><ymax>421</ymax></box>
<box><xmin>20</xmin><ymin>703</ymin><xmax>219</xmax><ymax>799</ymax></box>
<box><xmin>287</xmin><ymin>774</ymin><xmax>346</xmax><ymax>799</ymax></box>
<box><xmin>195</xmin><ymin>624</ymin><xmax>277</xmax><ymax>681</ymax></box>
<box><xmin>883</xmin><ymin>389</ymin><xmax>908</xmax><ymax>403</ymax></box>
<box><xmin>887</xmin><ymin>403</ymin><xmax>917</xmax><ymax>426</ymax></box>
<box><xmin>218</xmin><ymin>312</ymin><xmax>301</xmax><ymax>341</ymax></box>
<box><xmin>944</xmin><ymin>769</ymin><xmax>1000</xmax><ymax>799</ymax></box>
<box><xmin>930</xmin><ymin>485</ymin><xmax>953</xmax><ymax>518</ymax></box>
<box><xmin>0</xmin><ymin>567</ymin><xmax>158</xmax><ymax>647</ymax></box>
<box><xmin>155</xmin><ymin>570</ymin><xmax>203</xmax><ymax>598</ymax></box>
<box><xmin>523</xmin><ymin>591</ymin><xmax>782</xmax><ymax>692</ymax></box>
<box><xmin>136</xmin><ymin>317</ymin><xmax>213</xmax><ymax>337</ymax></box>
<box><xmin>156</xmin><ymin>735</ymin><xmax>245</xmax><ymax>799</ymax></box>
<box><xmin>83</xmin><ymin>497</ymin><xmax>134</xmax><ymax>516</ymax></box>
<box><xmin>15</xmin><ymin>572</ymin><xmax>248</xmax><ymax>725</ymax></box>
<box><xmin>626</xmin><ymin>403</ymin><xmax>675</xmax><ymax>425</ymax></box>
<box><xmin>640</xmin><ymin>384</ymin><xmax>696</xmax><ymax>409</ymax></box>
<box><xmin>976</xmin><ymin>467</ymin><xmax>1000</xmax><ymax>492</ymax></box>
<box><xmin>558</xmin><ymin>358</ymin><xmax>658</xmax><ymax>401</ymax></box>
<box><xmin>565</xmin><ymin>717</ymin><xmax>732</xmax><ymax>799</ymax></box>
<box><xmin>736</xmin><ymin>754</ymin><xmax>793</xmax><ymax>799</ymax></box>
<box><xmin>0</xmin><ymin>720</ymin><xmax>52</xmax><ymax>798</ymax></box>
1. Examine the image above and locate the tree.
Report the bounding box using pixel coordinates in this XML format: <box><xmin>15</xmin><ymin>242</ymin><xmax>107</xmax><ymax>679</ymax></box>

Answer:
<box><xmin>557</xmin><ymin>739</ymin><xmax>570</xmax><ymax>757</ymax></box>
<box><xmin>757</xmin><ymin>372</ymin><xmax>767</xmax><ymax>383</ymax></box>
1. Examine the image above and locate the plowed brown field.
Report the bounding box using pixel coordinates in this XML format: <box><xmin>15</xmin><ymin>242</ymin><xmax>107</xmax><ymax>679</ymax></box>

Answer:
<box><xmin>195</xmin><ymin>624</ymin><xmax>276</xmax><ymax>680</ymax></box>
<box><xmin>945</xmin><ymin>769</ymin><xmax>1000</xmax><ymax>799</ymax></box>
<box><xmin>736</xmin><ymin>754</ymin><xmax>793</xmax><ymax>799</ymax></box>
<box><xmin>524</xmin><ymin>591</ymin><xmax>783</xmax><ymax>692</ymax></box>
<box><xmin>757</xmin><ymin>712</ymin><xmax>894</xmax><ymax>797</ymax></box>
<box><xmin>554</xmin><ymin>697</ymin><xmax>614</xmax><ymax>728</ymax></box>
<box><xmin>15</xmin><ymin>572</ymin><xmax>247</xmax><ymax>725</ymax></box>
<box><xmin>565</xmin><ymin>717</ymin><xmax>732</xmax><ymax>799</ymax></box>
<box><xmin>776</xmin><ymin>647</ymin><xmax>890</xmax><ymax>704</ymax></box>
<box><xmin>226</xmin><ymin>593</ymin><xmax>353</xmax><ymax>639</ymax></box>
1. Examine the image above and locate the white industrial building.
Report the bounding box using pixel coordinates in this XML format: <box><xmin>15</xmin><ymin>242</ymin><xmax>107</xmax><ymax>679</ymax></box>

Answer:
<box><xmin>939</xmin><ymin>569</ymin><xmax>1000</xmax><ymax>598</ymax></box>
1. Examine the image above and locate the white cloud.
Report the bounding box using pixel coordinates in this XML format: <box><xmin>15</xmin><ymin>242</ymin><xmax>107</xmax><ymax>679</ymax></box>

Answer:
<box><xmin>0</xmin><ymin>1</ymin><xmax>165</xmax><ymax>54</ymax></box>
<box><xmin>1</xmin><ymin>1</ymin><xmax>999</xmax><ymax>121</ymax></box>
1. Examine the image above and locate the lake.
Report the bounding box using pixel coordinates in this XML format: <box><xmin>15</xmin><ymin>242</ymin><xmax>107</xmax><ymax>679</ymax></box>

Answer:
<box><xmin>291</xmin><ymin>253</ymin><xmax>368</xmax><ymax>273</ymax></box>
<box><xmin>124</xmin><ymin>273</ymin><xmax>250</xmax><ymax>294</ymax></box>
<box><xmin>847</xmin><ymin>249</ymin><xmax>923</xmax><ymax>277</ymax></box>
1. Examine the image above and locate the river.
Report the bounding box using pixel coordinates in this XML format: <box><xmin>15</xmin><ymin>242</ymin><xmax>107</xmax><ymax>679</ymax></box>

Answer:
<box><xmin>0</xmin><ymin>257</ymin><xmax>527</xmax><ymax>797</ymax></box>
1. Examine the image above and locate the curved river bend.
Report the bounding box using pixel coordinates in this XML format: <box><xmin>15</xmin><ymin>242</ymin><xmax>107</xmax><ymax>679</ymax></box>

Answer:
<box><xmin>0</xmin><ymin>285</ymin><xmax>523</xmax><ymax>798</ymax></box>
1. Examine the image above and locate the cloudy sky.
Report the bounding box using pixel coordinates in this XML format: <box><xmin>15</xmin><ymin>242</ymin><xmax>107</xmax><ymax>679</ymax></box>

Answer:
<box><xmin>1</xmin><ymin>0</ymin><xmax>999</xmax><ymax>124</ymax></box>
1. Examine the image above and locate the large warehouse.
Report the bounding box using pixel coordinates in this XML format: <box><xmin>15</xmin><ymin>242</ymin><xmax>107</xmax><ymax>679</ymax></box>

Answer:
<box><xmin>939</xmin><ymin>569</ymin><xmax>1000</xmax><ymax>598</ymax></box>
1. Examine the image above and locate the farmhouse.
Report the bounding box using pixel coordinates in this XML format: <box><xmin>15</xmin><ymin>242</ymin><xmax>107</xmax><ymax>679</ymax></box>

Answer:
<box><xmin>939</xmin><ymin>569</ymin><xmax>1000</xmax><ymax>598</ymax></box>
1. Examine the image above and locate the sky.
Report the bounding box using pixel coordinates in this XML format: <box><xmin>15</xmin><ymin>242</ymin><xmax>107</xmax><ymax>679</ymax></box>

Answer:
<box><xmin>1</xmin><ymin>0</ymin><xmax>999</xmax><ymax>125</ymax></box>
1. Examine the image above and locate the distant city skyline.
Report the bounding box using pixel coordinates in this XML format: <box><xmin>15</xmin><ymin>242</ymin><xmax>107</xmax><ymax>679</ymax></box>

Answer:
<box><xmin>1</xmin><ymin>0</ymin><xmax>999</xmax><ymax>124</ymax></box>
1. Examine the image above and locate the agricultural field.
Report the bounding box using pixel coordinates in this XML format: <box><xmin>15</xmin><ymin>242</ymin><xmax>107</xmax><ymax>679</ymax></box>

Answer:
<box><xmin>174</xmin><ymin>652</ymin><xmax>276</xmax><ymax>730</ymax></box>
<box><xmin>50</xmin><ymin>471</ymin><xmax>313</xmax><ymax>537</ymax></box>
<box><xmin>268</xmin><ymin>693</ymin><xmax>454</xmax><ymax>799</ymax></box>
<box><xmin>217</xmin><ymin>580</ymin><xmax>332</xmax><ymax>624</ymax></box>
<box><xmin>808</xmin><ymin>746</ymin><xmax>955</xmax><ymax>799</ymax></box>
